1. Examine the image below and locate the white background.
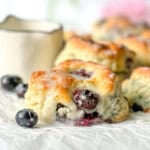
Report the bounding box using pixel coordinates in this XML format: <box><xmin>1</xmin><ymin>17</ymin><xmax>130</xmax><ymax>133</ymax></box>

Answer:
<box><xmin>0</xmin><ymin>0</ymin><xmax>106</xmax><ymax>32</ymax></box>
<box><xmin>0</xmin><ymin>0</ymin><xmax>150</xmax><ymax>32</ymax></box>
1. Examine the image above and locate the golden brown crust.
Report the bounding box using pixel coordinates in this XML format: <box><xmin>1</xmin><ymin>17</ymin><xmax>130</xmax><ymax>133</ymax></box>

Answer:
<box><xmin>67</xmin><ymin>37</ymin><xmax>122</xmax><ymax>57</ymax></box>
<box><xmin>55</xmin><ymin>36</ymin><xmax>135</xmax><ymax>73</ymax></box>
<box><xmin>29</xmin><ymin>60</ymin><xmax>116</xmax><ymax>97</ymax></box>
<box><xmin>30</xmin><ymin>71</ymin><xmax>49</xmax><ymax>91</ymax></box>
<box><xmin>53</xmin><ymin>59</ymin><xmax>116</xmax><ymax>95</ymax></box>
<box><xmin>28</xmin><ymin>70</ymin><xmax>75</xmax><ymax>103</ymax></box>
<box><xmin>116</xmin><ymin>36</ymin><xmax>150</xmax><ymax>66</ymax></box>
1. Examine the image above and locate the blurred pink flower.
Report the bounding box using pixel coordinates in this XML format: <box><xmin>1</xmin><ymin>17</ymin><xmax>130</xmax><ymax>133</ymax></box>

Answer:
<box><xmin>102</xmin><ymin>0</ymin><xmax>150</xmax><ymax>23</ymax></box>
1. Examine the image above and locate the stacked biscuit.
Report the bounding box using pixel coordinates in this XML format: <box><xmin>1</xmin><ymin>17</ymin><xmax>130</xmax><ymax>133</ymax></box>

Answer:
<box><xmin>25</xmin><ymin>16</ymin><xmax>150</xmax><ymax>126</ymax></box>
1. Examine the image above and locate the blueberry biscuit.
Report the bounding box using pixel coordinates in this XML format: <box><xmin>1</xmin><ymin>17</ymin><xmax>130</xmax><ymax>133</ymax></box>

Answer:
<box><xmin>92</xmin><ymin>16</ymin><xmax>149</xmax><ymax>42</ymax></box>
<box><xmin>92</xmin><ymin>16</ymin><xmax>135</xmax><ymax>41</ymax></box>
<box><xmin>25</xmin><ymin>60</ymin><xmax>129</xmax><ymax>125</ymax></box>
<box><xmin>55</xmin><ymin>36</ymin><xmax>135</xmax><ymax>75</ymax></box>
<box><xmin>116</xmin><ymin>36</ymin><xmax>150</xmax><ymax>66</ymax></box>
<box><xmin>122</xmin><ymin>67</ymin><xmax>150</xmax><ymax>112</ymax></box>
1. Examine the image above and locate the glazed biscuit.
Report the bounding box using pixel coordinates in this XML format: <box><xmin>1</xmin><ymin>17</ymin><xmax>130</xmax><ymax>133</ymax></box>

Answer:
<box><xmin>92</xmin><ymin>17</ymin><xmax>149</xmax><ymax>42</ymax></box>
<box><xmin>25</xmin><ymin>60</ymin><xmax>129</xmax><ymax>125</ymax></box>
<box><xmin>92</xmin><ymin>16</ymin><xmax>135</xmax><ymax>41</ymax></box>
<box><xmin>55</xmin><ymin>37</ymin><xmax>135</xmax><ymax>74</ymax></box>
<box><xmin>116</xmin><ymin>36</ymin><xmax>150</xmax><ymax>66</ymax></box>
<box><xmin>122</xmin><ymin>67</ymin><xmax>150</xmax><ymax>112</ymax></box>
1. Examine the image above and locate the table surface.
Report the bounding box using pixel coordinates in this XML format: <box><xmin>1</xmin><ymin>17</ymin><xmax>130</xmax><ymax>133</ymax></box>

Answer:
<box><xmin>0</xmin><ymin>88</ymin><xmax>150</xmax><ymax>150</ymax></box>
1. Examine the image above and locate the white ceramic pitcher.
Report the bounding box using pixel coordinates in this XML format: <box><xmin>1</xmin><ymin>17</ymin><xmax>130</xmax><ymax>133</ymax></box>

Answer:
<box><xmin>0</xmin><ymin>15</ymin><xmax>63</xmax><ymax>82</ymax></box>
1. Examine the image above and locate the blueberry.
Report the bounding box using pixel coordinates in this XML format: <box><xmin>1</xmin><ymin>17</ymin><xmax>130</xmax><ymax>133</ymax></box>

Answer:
<box><xmin>74</xmin><ymin>118</ymin><xmax>92</xmax><ymax>126</ymax></box>
<box><xmin>84</xmin><ymin>112</ymin><xmax>99</xmax><ymax>119</ymax></box>
<box><xmin>73</xmin><ymin>89</ymin><xmax>99</xmax><ymax>110</ymax></box>
<box><xmin>15</xmin><ymin>109</ymin><xmax>38</xmax><ymax>128</ymax></box>
<box><xmin>74</xmin><ymin>115</ymin><xmax>101</xmax><ymax>126</ymax></box>
<box><xmin>132</xmin><ymin>103</ymin><xmax>143</xmax><ymax>112</ymax></box>
<box><xmin>15</xmin><ymin>83</ymin><xmax>28</xmax><ymax>98</ymax></box>
<box><xmin>1</xmin><ymin>75</ymin><xmax>22</xmax><ymax>92</ymax></box>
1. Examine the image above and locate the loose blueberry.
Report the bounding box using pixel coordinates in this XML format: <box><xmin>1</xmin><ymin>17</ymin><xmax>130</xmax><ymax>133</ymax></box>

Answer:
<box><xmin>15</xmin><ymin>83</ymin><xmax>28</xmax><ymax>98</ymax></box>
<box><xmin>73</xmin><ymin>89</ymin><xmax>99</xmax><ymax>110</ymax></box>
<box><xmin>132</xmin><ymin>103</ymin><xmax>143</xmax><ymax>112</ymax></box>
<box><xmin>15</xmin><ymin>109</ymin><xmax>38</xmax><ymax>128</ymax></box>
<box><xmin>84</xmin><ymin>112</ymin><xmax>99</xmax><ymax>119</ymax></box>
<box><xmin>1</xmin><ymin>75</ymin><xmax>22</xmax><ymax>92</ymax></box>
